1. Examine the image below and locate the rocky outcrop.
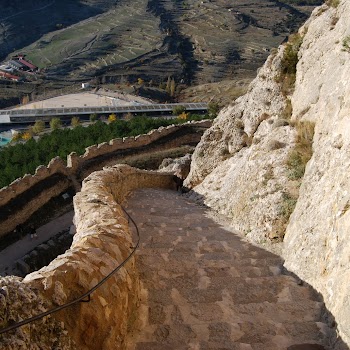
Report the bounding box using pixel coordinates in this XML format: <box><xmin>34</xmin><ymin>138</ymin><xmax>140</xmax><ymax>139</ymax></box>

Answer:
<box><xmin>159</xmin><ymin>153</ymin><xmax>192</xmax><ymax>178</ymax></box>
<box><xmin>186</xmin><ymin>0</ymin><xmax>350</xmax><ymax>347</ymax></box>
<box><xmin>186</xmin><ymin>44</ymin><xmax>297</xmax><ymax>244</ymax></box>
<box><xmin>0</xmin><ymin>276</ymin><xmax>73</xmax><ymax>349</ymax></box>
<box><xmin>0</xmin><ymin>165</ymin><xmax>175</xmax><ymax>349</ymax></box>
<box><xmin>283</xmin><ymin>0</ymin><xmax>350</xmax><ymax>346</ymax></box>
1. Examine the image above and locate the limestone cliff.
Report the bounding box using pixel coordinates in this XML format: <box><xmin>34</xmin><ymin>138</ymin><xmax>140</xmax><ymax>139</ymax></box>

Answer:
<box><xmin>186</xmin><ymin>42</ymin><xmax>298</xmax><ymax>244</ymax></box>
<box><xmin>186</xmin><ymin>0</ymin><xmax>350</xmax><ymax>347</ymax></box>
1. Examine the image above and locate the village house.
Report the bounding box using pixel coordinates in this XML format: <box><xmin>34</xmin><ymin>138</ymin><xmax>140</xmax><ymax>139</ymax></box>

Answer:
<box><xmin>6</xmin><ymin>55</ymin><xmax>38</xmax><ymax>72</ymax></box>
<box><xmin>7</xmin><ymin>60</ymin><xmax>25</xmax><ymax>71</ymax></box>
<box><xmin>0</xmin><ymin>71</ymin><xmax>22</xmax><ymax>82</ymax></box>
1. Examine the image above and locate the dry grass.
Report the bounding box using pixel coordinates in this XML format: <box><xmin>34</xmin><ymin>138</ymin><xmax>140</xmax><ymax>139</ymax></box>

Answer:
<box><xmin>326</xmin><ymin>0</ymin><xmax>340</xmax><ymax>7</ymax></box>
<box><xmin>287</xmin><ymin>121</ymin><xmax>315</xmax><ymax>180</ymax></box>
<box><xmin>281</xmin><ymin>98</ymin><xmax>293</xmax><ymax>120</ymax></box>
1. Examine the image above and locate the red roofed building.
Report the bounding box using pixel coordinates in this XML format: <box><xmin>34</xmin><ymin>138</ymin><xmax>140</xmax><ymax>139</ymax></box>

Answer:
<box><xmin>13</xmin><ymin>55</ymin><xmax>38</xmax><ymax>72</ymax></box>
<box><xmin>0</xmin><ymin>71</ymin><xmax>22</xmax><ymax>81</ymax></box>
<box><xmin>18</xmin><ymin>59</ymin><xmax>37</xmax><ymax>71</ymax></box>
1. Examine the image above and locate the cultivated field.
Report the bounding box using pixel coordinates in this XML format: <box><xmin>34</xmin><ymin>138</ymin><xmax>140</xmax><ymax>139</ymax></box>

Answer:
<box><xmin>0</xmin><ymin>0</ymin><xmax>320</xmax><ymax>107</ymax></box>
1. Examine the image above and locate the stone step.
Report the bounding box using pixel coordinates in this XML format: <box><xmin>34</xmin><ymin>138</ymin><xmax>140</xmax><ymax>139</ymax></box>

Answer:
<box><xmin>125</xmin><ymin>189</ymin><xmax>329</xmax><ymax>349</ymax></box>
<box><xmin>132</xmin><ymin>320</ymin><xmax>328</xmax><ymax>350</ymax></box>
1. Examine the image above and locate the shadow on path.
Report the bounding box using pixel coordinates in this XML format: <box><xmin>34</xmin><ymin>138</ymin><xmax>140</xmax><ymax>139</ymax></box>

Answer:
<box><xmin>125</xmin><ymin>188</ymin><xmax>348</xmax><ymax>350</ymax></box>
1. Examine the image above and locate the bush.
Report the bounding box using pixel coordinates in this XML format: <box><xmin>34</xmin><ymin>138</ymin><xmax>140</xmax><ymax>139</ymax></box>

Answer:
<box><xmin>342</xmin><ymin>36</ymin><xmax>350</xmax><ymax>52</ymax></box>
<box><xmin>32</xmin><ymin>120</ymin><xmax>45</xmax><ymax>134</ymax></box>
<box><xmin>280</xmin><ymin>192</ymin><xmax>297</xmax><ymax>221</ymax></box>
<box><xmin>50</xmin><ymin>117</ymin><xmax>62</xmax><ymax>130</ymax></box>
<box><xmin>278</xmin><ymin>34</ymin><xmax>303</xmax><ymax>95</ymax></box>
<box><xmin>208</xmin><ymin>101</ymin><xmax>220</xmax><ymax>118</ymax></box>
<box><xmin>89</xmin><ymin>113</ymin><xmax>98</xmax><ymax>122</ymax></box>
<box><xmin>326</xmin><ymin>0</ymin><xmax>340</xmax><ymax>7</ymax></box>
<box><xmin>287</xmin><ymin>121</ymin><xmax>315</xmax><ymax>180</ymax></box>
<box><xmin>280</xmin><ymin>34</ymin><xmax>302</xmax><ymax>76</ymax></box>
<box><xmin>172</xmin><ymin>105</ymin><xmax>186</xmax><ymax>116</ymax></box>
<box><xmin>281</xmin><ymin>98</ymin><xmax>293</xmax><ymax>120</ymax></box>
<box><xmin>108</xmin><ymin>113</ymin><xmax>117</xmax><ymax>122</ymax></box>
<box><xmin>71</xmin><ymin>117</ymin><xmax>80</xmax><ymax>128</ymax></box>
<box><xmin>177</xmin><ymin>112</ymin><xmax>188</xmax><ymax>121</ymax></box>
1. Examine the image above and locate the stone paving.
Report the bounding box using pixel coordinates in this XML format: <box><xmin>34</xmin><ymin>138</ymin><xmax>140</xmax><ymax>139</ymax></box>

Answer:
<box><xmin>125</xmin><ymin>188</ymin><xmax>329</xmax><ymax>350</ymax></box>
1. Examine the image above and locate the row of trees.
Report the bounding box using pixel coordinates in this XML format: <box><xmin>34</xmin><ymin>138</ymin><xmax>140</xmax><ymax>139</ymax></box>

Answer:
<box><xmin>0</xmin><ymin>114</ymin><xmax>212</xmax><ymax>189</ymax></box>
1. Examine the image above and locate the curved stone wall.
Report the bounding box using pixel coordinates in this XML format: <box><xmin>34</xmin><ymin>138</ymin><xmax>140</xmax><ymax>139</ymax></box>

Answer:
<box><xmin>0</xmin><ymin>165</ymin><xmax>175</xmax><ymax>349</ymax></box>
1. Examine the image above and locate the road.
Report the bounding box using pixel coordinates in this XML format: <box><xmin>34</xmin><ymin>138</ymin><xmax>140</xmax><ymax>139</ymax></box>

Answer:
<box><xmin>0</xmin><ymin>210</ymin><xmax>74</xmax><ymax>275</ymax></box>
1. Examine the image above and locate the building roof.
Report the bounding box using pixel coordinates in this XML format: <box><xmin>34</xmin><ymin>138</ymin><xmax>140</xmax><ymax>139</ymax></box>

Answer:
<box><xmin>18</xmin><ymin>59</ymin><xmax>37</xmax><ymax>70</ymax></box>
<box><xmin>7</xmin><ymin>60</ymin><xmax>25</xmax><ymax>69</ymax></box>
<box><xmin>0</xmin><ymin>71</ymin><xmax>20</xmax><ymax>80</ymax></box>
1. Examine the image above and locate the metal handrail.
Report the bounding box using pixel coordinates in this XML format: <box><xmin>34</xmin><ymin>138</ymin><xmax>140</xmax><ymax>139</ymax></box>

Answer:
<box><xmin>0</xmin><ymin>206</ymin><xmax>140</xmax><ymax>335</ymax></box>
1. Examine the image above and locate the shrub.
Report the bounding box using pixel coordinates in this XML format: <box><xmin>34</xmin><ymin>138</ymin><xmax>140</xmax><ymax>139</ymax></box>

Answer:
<box><xmin>326</xmin><ymin>0</ymin><xmax>340</xmax><ymax>7</ymax></box>
<box><xmin>172</xmin><ymin>105</ymin><xmax>186</xmax><ymax>116</ymax></box>
<box><xmin>281</xmin><ymin>99</ymin><xmax>293</xmax><ymax>120</ymax></box>
<box><xmin>280</xmin><ymin>192</ymin><xmax>297</xmax><ymax>220</ymax></box>
<box><xmin>89</xmin><ymin>113</ymin><xmax>98</xmax><ymax>122</ymax></box>
<box><xmin>287</xmin><ymin>121</ymin><xmax>315</xmax><ymax>180</ymax></box>
<box><xmin>21</xmin><ymin>132</ymin><xmax>32</xmax><ymax>141</ymax></box>
<box><xmin>280</xmin><ymin>34</ymin><xmax>302</xmax><ymax>76</ymax></box>
<box><xmin>32</xmin><ymin>120</ymin><xmax>45</xmax><ymax>134</ymax></box>
<box><xmin>342</xmin><ymin>36</ymin><xmax>350</xmax><ymax>52</ymax></box>
<box><xmin>108</xmin><ymin>113</ymin><xmax>117</xmax><ymax>122</ymax></box>
<box><xmin>71</xmin><ymin>116</ymin><xmax>80</xmax><ymax>128</ymax></box>
<box><xmin>208</xmin><ymin>101</ymin><xmax>220</xmax><ymax>118</ymax></box>
<box><xmin>278</xmin><ymin>34</ymin><xmax>303</xmax><ymax>95</ymax></box>
<box><xmin>177</xmin><ymin>112</ymin><xmax>188</xmax><ymax>120</ymax></box>
<box><xmin>50</xmin><ymin>117</ymin><xmax>62</xmax><ymax>130</ymax></box>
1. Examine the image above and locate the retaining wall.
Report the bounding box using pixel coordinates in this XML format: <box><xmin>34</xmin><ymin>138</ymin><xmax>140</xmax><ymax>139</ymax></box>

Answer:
<box><xmin>3</xmin><ymin>165</ymin><xmax>174</xmax><ymax>349</ymax></box>
<box><xmin>0</xmin><ymin>120</ymin><xmax>211</xmax><ymax>238</ymax></box>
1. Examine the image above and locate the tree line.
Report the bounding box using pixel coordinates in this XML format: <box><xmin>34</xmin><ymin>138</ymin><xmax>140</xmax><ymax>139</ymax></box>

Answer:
<box><xmin>0</xmin><ymin>114</ymin><xmax>212</xmax><ymax>189</ymax></box>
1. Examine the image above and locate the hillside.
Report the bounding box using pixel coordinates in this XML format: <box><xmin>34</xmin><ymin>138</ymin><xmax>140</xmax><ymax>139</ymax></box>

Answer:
<box><xmin>0</xmin><ymin>0</ymin><xmax>320</xmax><ymax>107</ymax></box>
<box><xmin>185</xmin><ymin>0</ymin><xmax>350</xmax><ymax>347</ymax></box>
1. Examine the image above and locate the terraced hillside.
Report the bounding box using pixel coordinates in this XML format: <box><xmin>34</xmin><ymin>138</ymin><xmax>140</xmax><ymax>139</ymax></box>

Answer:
<box><xmin>0</xmin><ymin>0</ymin><xmax>320</xmax><ymax>106</ymax></box>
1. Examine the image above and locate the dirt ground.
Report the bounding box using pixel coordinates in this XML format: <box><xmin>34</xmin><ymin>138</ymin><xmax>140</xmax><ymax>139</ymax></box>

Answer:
<box><xmin>13</xmin><ymin>89</ymin><xmax>152</xmax><ymax>110</ymax></box>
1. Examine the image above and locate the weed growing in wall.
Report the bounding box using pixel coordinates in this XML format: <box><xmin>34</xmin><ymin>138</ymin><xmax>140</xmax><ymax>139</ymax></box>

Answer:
<box><xmin>286</xmin><ymin>121</ymin><xmax>315</xmax><ymax>180</ymax></box>
<box><xmin>326</xmin><ymin>0</ymin><xmax>340</xmax><ymax>8</ymax></box>
<box><xmin>342</xmin><ymin>36</ymin><xmax>350</xmax><ymax>52</ymax></box>
<box><xmin>276</xmin><ymin>33</ymin><xmax>303</xmax><ymax>96</ymax></box>
<box><xmin>280</xmin><ymin>192</ymin><xmax>298</xmax><ymax>220</ymax></box>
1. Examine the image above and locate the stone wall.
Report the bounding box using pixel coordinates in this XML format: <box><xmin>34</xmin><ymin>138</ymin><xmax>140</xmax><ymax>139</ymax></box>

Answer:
<box><xmin>0</xmin><ymin>120</ymin><xmax>211</xmax><ymax>238</ymax></box>
<box><xmin>0</xmin><ymin>165</ymin><xmax>175</xmax><ymax>349</ymax></box>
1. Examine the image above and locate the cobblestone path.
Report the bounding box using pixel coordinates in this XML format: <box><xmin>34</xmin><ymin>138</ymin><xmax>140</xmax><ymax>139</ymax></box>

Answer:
<box><xmin>125</xmin><ymin>188</ymin><xmax>329</xmax><ymax>350</ymax></box>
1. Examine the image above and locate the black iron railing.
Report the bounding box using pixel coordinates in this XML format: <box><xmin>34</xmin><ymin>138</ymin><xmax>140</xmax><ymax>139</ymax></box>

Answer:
<box><xmin>0</xmin><ymin>206</ymin><xmax>140</xmax><ymax>335</ymax></box>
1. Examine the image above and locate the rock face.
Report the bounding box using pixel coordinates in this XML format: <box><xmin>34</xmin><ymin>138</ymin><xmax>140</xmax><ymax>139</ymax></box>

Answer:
<box><xmin>186</xmin><ymin>0</ymin><xmax>350</xmax><ymax>347</ymax></box>
<box><xmin>159</xmin><ymin>153</ymin><xmax>192</xmax><ymax>178</ymax></box>
<box><xmin>283</xmin><ymin>0</ymin><xmax>350</xmax><ymax>346</ymax></box>
<box><xmin>186</xmin><ymin>45</ymin><xmax>296</xmax><ymax>244</ymax></box>
<box><xmin>0</xmin><ymin>276</ymin><xmax>73</xmax><ymax>349</ymax></box>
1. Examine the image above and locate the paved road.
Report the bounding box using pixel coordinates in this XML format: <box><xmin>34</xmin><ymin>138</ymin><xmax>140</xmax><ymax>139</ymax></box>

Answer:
<box><xmin>125</xmin><ymin>189</ymin><xmax>329</xmax><ymax>350</ymax></box>
<box><xmin>0</xmin><ymin>211</ymin><xmax>74</xmax><ymax>275</ymax></box>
